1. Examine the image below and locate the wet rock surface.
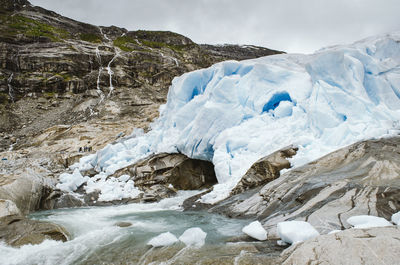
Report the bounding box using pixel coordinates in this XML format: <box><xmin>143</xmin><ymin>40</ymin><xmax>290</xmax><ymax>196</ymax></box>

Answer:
<box><xmin>208</xmin><ymin>137</ymin><xmax>400</xmax><ymax>237</ymax></box>
<box><xmin>81</xmin><ymin>241</ymin><xmax>285</xmax><ymax>265</ymax></box>
<box><xmin>0</xmin><ymin>215</ymin><xmax>69</xmax><ymax>247</ymax></box>
<box><xmin>114</xmin><ymin>221</ymin><xmax>132</xmax><ymax>228</ymax></box>
<box><xmin>281</xmin><ymin>226</ymin><xmax>400</xmax><ymax>265</ymax></box>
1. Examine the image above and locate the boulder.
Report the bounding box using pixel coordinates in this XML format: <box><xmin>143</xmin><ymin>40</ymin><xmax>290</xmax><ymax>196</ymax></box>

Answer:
<box><xmin>0</xmin><ymin>215</ymin><xmax>69</xmax><ymax>247</ymax></box>
<box><xmin>115</xmin><ymin>222</ymin><xmax>132</xmax><ymax>228</ymax></box>
<box><xmin>231</xmin><ymin>146</ymin><xmax>297</xmax><ymax>195</ymax></box>
<box><xmin>280</xmin><ymin>226</ymin><xmax>400</xmax><ymax>265</ymax></box>
<box><xmin>0</xmin><ymin>158</ymin><xmax>55</xmax><ymax>214</ymax></box>
<box><xmin>0</xmin><ymin>199</ymin><xmax>21</xmax><ymax>218</ymax></box>
<box><xmin>141</xmin><ymin>184</ymin><xmax>176</xmax><ymax>202</ymax></box>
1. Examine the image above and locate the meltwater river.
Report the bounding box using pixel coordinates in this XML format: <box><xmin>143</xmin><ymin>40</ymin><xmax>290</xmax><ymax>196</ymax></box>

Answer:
<box><xmin>0</xmin><ymin>191</ymin><xmax>253</xmax><ymax>265</ymax></box>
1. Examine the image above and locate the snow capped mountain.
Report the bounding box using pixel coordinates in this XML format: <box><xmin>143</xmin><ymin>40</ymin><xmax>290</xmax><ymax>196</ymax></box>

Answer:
<box><xmin>66</xmin><ymin>32</ymin><xmax>400</xmax><ymax>203</ymax></box>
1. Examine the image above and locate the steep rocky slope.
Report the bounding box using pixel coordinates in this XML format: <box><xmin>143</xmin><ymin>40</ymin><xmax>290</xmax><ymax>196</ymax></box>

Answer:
<box><xmin>0</xmin><ymin>0</ymin><xmax>282</xmax><ymax>152</ymax></box>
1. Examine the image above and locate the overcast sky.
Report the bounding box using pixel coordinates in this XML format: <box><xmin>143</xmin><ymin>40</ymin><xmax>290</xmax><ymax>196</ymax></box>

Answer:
<box><xmin>30</xmin><ymin>0</ymin><xmax>400</xmax><ymax>54</ymax></box>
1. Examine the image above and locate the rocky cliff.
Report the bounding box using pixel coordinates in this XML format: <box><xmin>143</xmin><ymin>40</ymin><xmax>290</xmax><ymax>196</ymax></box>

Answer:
<box><xmin>0</xmin><ymin>0</ymin><xmax>282</xmax><ymax>151</ymax></box>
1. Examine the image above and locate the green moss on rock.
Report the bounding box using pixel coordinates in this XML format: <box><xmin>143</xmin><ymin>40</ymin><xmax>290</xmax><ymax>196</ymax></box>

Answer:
<box><xmin>79</xmin><ymin>33</ymin><xmax>102</xmax><ymax>43</ymax></box>
<box><xmin>0</xmin><ymin>14</ymin><xmax>70</xmax><ymax>42</ymax></box>
<box><xmin>113</xmin><ymin>36</ymin><xmax>137</xmax><ymax>52</ymax></box>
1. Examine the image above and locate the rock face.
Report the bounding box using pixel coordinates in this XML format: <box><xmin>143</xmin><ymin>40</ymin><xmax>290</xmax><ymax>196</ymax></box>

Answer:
<box><xmin>0</xmin><ymin>151</ymin><xmax>60</xmax><ymax>214</ymax></box>
<box><xmin>280</xmin><ymin>227</ymin><xmax>400</xmax><ymax>265</ymax></box>
<box><xmin>114</xmin><ymin>153</ymin><xmax>218</xmax><ymax>190</ymax></box>
<box><xmin>207</xmin><ymin>137</ymin><xmax>400</xmax><ymax>237</ymax></box>
<box><xmin>0</xmin><ymin>195</ymin><xmax>69</xmax><ymax>247</ymax></box>
<box><xmin>0</xmin><ymin>215</ymin><xmax>69</xmax><ymax>247</ymax></box>
<box><xmin>0</xmin><ymin>0</ymin><xmax>282</xmax><ymax>152</ymax></box>
<box><xmin>231</xmin><ymin>146</ymin><xmax>297</xmax><ymax>195</ymax></box>
<box><xmin>0</xmin><ymin>199</ymin><xmax>21</xmax><ymax>218</ymax></box>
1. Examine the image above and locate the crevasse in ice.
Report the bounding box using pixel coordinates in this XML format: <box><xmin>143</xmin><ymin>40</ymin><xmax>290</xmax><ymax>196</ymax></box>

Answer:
<box><xmin>61</xmin><ymin>32</ymin><xmax>400</xmax><ymax>204</ymax></box>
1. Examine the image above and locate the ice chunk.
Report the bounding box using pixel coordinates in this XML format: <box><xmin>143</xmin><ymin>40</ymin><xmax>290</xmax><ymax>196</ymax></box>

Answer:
<box><xmin>178</xmin><ymin>227</ymin><xmax>207</xmax><ymax>247</ymax></box>
<box><xmin>56</xmin><ymin>168</ymin><xmax>88</xmax><ymax>192</ymax></box>
<box><xmin>277</xmin><ymin>221</ymin><xmax>320</xmax><ymax>244</ymax></box>
<box><xmin>347</xmin><ymin>215</ymin><xmax>393</xmax><ymax>229</ymax></box>
<box><xmin>392</xmin><ymin>212</ymin><xmax>400</xmax><ymax>225</ymax></box>
<box><xmin>241</xmin><ymin>221</ymin><xmax>267</xmax><ymax>241</ymax></box>
<box><xmin>147</xmin><ymin>232</ymin><xmax>178</xmax><ymax>247</ymax></box>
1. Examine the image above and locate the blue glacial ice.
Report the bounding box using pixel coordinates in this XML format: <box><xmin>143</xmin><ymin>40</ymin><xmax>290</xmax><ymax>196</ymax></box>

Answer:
<box><xmin>61</xmin><ymin>32</ymin><xmax>400</xmax><ymax>204</ymax></box>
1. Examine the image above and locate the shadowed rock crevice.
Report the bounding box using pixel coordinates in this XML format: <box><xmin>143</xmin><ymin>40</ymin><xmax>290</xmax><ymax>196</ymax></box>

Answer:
<box><xmin>114</xmin><ymin>153</ymin><xmax>218</xmax><ymax>190</ymax></box>
<box><xmin>231</xmin><ymin>146</ymin><xmax>298</xmax><ymax>195</ymax></box>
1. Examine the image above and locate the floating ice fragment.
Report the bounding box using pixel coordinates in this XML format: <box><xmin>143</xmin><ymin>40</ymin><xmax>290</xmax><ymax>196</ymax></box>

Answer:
<box><xmin>241</xmin><ymin>221</ymin><xmax>267</xmax><ymax>241</ymax></box>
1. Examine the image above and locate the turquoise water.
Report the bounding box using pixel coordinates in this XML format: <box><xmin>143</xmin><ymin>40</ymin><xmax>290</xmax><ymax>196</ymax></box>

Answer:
<box><xmin>0</xmin><ymin>191</ymin><xmax>250</xmax><ymax>265</ymax></box>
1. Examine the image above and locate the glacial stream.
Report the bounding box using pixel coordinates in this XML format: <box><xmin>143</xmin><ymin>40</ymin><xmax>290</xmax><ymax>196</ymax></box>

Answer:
<box><xmin>0</xmin><ymin>191</ymin><xmax>253</xmax><ymax>265</ymax></box>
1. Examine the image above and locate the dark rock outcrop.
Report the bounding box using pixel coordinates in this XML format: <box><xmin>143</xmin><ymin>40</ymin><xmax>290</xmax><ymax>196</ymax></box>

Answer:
<box><xmin>114</xmin><ymin>153</ymin><xmax>217</xmax><ymax>190</ymax></box>
<box><xmin>231</xmin><ymin>146</ymin><xmax>298</xmax><ymax>195</ymax></box>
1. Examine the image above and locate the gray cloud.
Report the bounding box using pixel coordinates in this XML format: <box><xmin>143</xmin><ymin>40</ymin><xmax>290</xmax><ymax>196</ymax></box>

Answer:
<box><xmin>30</xmin><ymin>0</ymin><xmax>400</xmax><ymax>53</ymax></box>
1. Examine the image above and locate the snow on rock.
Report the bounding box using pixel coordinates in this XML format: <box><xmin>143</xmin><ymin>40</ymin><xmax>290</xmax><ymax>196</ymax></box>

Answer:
<box><xmin>178</xmin><ymin>227</ymin><xmax>207</xmax><ymax>247</ymax></box>
<box><xmin>147</xmin><ymin>232</ymin><xmax>178</xmax><ymax>247</ymax></box>
<box><xmin>392</xmin><ymin>212</ymin><xmax>400</xmax><ymax>225</ymax></box>
<box><xmin>60</xmin><ymin>32</ymin><xmax>400</xmax><ymax>203</ymax></box>
<box><xmin>241</xmin><ymin>221</ymin><xmax>268</xmax><ymax>241</ymax></box>
<box><xmin>347</xmin><ymin>215</ymin><xmax>393</xmax><ymax>229</ymax></box>
<box><xmin>277</xmin><ymin>221</ymin><xmax>320</xmax><ymax>244</ymax></box>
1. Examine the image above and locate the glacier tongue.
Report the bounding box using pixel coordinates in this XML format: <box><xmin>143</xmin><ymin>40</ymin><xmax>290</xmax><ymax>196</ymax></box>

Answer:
<box><xmin>69</xmin><ymin>32</ymin><xmax>400</xmax><ymax>204</ymax></box>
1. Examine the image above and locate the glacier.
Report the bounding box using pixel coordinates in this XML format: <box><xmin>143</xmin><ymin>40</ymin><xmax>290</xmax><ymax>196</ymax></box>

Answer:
<box><xmin>60</xmin><ymin>32</ymin><xmax>400</xmax><ymax>204</ymax></box>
